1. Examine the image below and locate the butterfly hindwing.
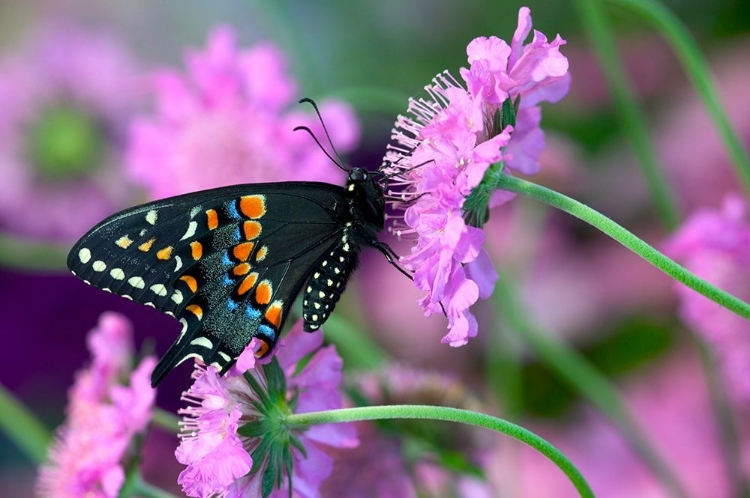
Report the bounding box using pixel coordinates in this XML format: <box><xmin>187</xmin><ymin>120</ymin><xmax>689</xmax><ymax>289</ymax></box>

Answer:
<box><xmin>68</xmin><ymin>182</ymin><xmax>350</xmax><ymax>385</ymax></box>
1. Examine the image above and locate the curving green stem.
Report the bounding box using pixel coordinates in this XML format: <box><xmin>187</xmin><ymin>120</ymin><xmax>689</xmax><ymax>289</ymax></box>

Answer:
<box><xmin>608</xmin><ymin>0</ymin><xmax>750</xmax><ymax>197</ymax></box>
<box><xmin>286</xmin><ymin>405</ymin><xmax>595</xmax><ymax>498</ymax></box>
<box><xmin>0</xmin><ymin>383</ymin><xmax>51</xmax><ymax>463</ymax></box>
<box><xmin>493</xmin><ymin>271</ymin><xmax>689</xmax><ymax>498</ymax></box>
<box><xmin>497</xmin><ymin>174</ymin><xmax>750</xmax><ymax>321</ymax></box>
<box><xmin>572</xmin><ymin>0</ymin><xmax>679</xmax><ymax>229</ymax></box>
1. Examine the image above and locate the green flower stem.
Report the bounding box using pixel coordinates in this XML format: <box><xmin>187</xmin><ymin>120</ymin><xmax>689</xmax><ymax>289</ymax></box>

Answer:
<box><xmin>498</xmin><ymin>174</ymin><xmax>750</xmax><ymax>321</ymax></box>
<box><xmin>692</xmin><ymin>337</ymin><xmax>750</xmax><ymax>498</ymax></box>
<box><xmin>0</xmin><ymin>232</ymin><xmax>68</xmax><ymax>271</ymax></box>
<box><xmin>322</xmin><ymin>313</ymin><xmax>388</xmax><ymax>369</ymax></box>
<box><xmin>327</xmin><ymin>87</ymin><xmax>409</xmax><ymax>116</ymax></box>
<box><xmin>608</xmin><ymin>0</ymin><xmax>750</xmax><ymax>196</ymax></box>
<box><xmin>493</xmin><ymin>271</ymin><xmax>689</xmax><ymax>498</ymax></box>
<box><xmin>572</xmin><ymin>0</ymin><xmax>679</xmax><ymax>229</ymax></box>
<box><xmin>287</xmin><ymin>405</ymin><xmax>595</xmax><ymax>498</ymax></box>
<box><xmin>0</xmin><ymin>383</ymin><xmax>51</xmax><ymax>463</ymax></box>
<box><xmin>152</xmin><ymin>408</ymin><xmax>181</xmax><ymax>434</ymax></box>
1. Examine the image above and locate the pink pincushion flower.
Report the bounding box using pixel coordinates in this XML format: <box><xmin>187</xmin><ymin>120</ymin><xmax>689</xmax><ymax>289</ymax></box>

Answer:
<box><xmin>0</xmin><ymin>25</ymin><xmax>139</xmax><ymax>241</ymax></box>
<box><xmin>127</xmin><ymin>26</ymin><xmax>360</xmax><ymax>200</ymax></box>
<box><xmin>383</xmin><ymin>6</ymin><xmax>569</xmax><ymax>347</ymax></box>
<box><xmin>36</xmin><ymin>313</ymin><xmax>156</xmax><ymax>498</ymax></box>
<box><xmin>175</xmin><ymin>322</ymin><xmax>357</xmax><ymax>498</ymax></box>
<box><xmin>665</xmin><ymin>195</ymin><xmax>750</xmax><ymax>405</ymax></box>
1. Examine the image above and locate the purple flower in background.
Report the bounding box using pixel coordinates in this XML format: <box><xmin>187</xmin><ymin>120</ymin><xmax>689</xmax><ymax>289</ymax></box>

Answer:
<box><xmin>665</xmin><ymin>195</ymin><xmax>750</xmax><ymax>406</ymax></box>
<box><xmin>36</xmin><ymin>313</ymin><xmax>157</xmax><ymax>498</ymax></box>
<box><xmin>0</xmin><ymin>25</ymin><xmax>140</xmax><ymax>241</ymax></box>
<box><xmin>127</xmin><ymin>26</ymin><xmax>360</xmax><ymax>200</ymax></box>
<box><xmin>382</xmin><ymin>6</ymin><xmax>569</xmax><ymax>347</ymax></box>
<box><xmin>175</xmin><ymin>322</ymin><xmax>357</xmax><ymax>498</ymax></box>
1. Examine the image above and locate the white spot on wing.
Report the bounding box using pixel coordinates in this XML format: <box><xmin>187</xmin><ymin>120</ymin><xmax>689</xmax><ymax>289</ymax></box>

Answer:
<box><xmin>180</xmin><ymin>221</ymin><xmax>198</xmax><ymax>241</ymax></box>
<box><xmin>78</xmin><ymin>248</ymin><xmax>91</xmax><ymax>264</ymax></box>
<box><xmin>190</xmin><ymin>205</ymin><xmax>201</xmax><ymax>219</ymax></box>
<box><xmin>150</xmin><ymin>283</ymin><xmax>168</xmax><ymax>296</ymax></box>
<box><xmin>92</xmin><ymin>260</ymin><xmax>106</xmax><ymax>272</ymax></box>
<box><xmin>190</xmin><ymin>337</ymin><xmax>213</xmax><ymax>349</ymax></box>
<box><xmin>174</xmin><ymin>255</ymin><xmax>183</xmax><ymax>273</ymax></box>
<box><xmin>146</xmin><ymin>210</ymin><xmax>158</xmax><ymax>225</ymax></box>
<box><xmin>175</xmin><ymin>353</ymin><xmax>203</xmax><ymax>367</ymax></box>
<box><xmin>178</xmin><ymin>318</ymin><xmax>188</xmax><ymax>341</ymax></box>
<box><xmin>171</xmin><ymin>290</ymin><xmax>184</xmax><ymax>304</ymax></box>
<box><xmin>218</xmin><ymin>351</ymin><xmax>231</xmax><ymax>362</ymax></box>
<box><xmin>110</xmin><ymin>268</ymin><xmax>125</xmax><ymax>280</ymax></box>
<box><xmin>128</xmin><ymin>276</ymin><xmax>145</xmax><ymax>289</ymax></box>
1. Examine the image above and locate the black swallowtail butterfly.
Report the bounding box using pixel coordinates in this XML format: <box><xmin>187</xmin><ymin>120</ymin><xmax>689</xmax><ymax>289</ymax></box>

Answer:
<box><xmin>67</xmin><ymin>101</ymin><xmax>406</xmax><ymax>387</ymax></box>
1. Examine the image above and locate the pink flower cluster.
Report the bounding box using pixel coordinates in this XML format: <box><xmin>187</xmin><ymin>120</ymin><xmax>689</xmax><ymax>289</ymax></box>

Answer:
<box><xmin>382</xmin><ymin>7</ymin><xmax>569</xmax><ymax>346</ymax></box>
<box><xmin>666</xmin><ymin>195</ymin><xmax>750</xmax><ymax>405</ymax></box>
<box><xmin>0</xmin><ymin>25</ymin><xmax>138</xmax><ymax>240</ymax></box>
<box><xmin>127</xmin><ymin>26</ymin><xmax>360</xmax><ymax>200</ymax></box>
<box><xmin>36</xmin><ymin>313</ymin><xmax>156</xmax><ymax>497</ymax></box>
<box><xmin>175</xmin><ymin>323</ymin><xmax>357</xmax><ymax>498</ymax></box>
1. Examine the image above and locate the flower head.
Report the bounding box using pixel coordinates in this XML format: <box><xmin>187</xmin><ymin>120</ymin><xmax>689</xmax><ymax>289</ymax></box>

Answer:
<box><xmin>127</xmin><ymin>26</ymin><xmax>360</xmax><ymax>200</ymax></box>
<box><xmin>0</xmin><ymin>25</ymin><xmax>139</xmax><ymax>240</ymax></box>
<box><xmin>665</xmin><ymin>195</ymin><xmax>750</xmax><ymax>405</ymax></box>
<box><xmin>175</xmin><ymin>322</ymin><xmax>357</xmax><ymax>498</ymax></box>
<box><xmin>382</xmin><ymin>7</ymin><xmax>569</xmax><ymax>346</ymax></box>
<box><xmin>36</xmin><ymin>313</ymin><xmax>156</xmax><ymax>498</ymax></box>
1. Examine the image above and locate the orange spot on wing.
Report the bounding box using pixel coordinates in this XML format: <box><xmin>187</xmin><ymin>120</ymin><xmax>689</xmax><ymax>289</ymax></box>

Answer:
<box><xmin>180</xmin><ymin>275</ymin><xmax>198</xmax><ymax>293</ymax></box>
<box><xmin>238</xmin><ymin>272</ymin><xmax>258</xmax><ymax>295</ymax></box>
<box><xmin>254</xmin><ymin>339</ymin><xmax>270</xmax><ymax>358</ymax></box>
<box><xmin>156</xmin><ymin>246</ymin><xmax>173</xmax><ymax>260</ymax></box>
<box><xmin>243</xmin><ymin>221</ymin><xmax>262</xmax><ymax>240</ymax></box>
<box><xmin>232</xmin><ymin>263</ymin><xmax>251</xmax><ymax>276</ymax></box>
<box><xmin>206</xmin><ymin>209</ymin><xmax>219</xmax><ymax>230</ymax></box>
<box><xmin>239</xmin><ymin>195</ymin><xmax>266</xmax><ymax>219</ymax></box>
<box><xmin>255</xmin><ymin>280</ymin><xmax>272</xmax><ymax>305</ymax></box>
<box><xmin>264</xmin><ymin>302</ymin><xmax>283</xmax><ymax>328</ymax></box>
<box><xmin>186</xmin><ymin>304</ymin><xmax>203</xmax><ymax>320</ymax></box>
<box><xmin>190</xmin><ymin>241</ymin><xmax>203</xmax><ymax>260</ymax></box>
<box><xmin>255</xmin><ymin>245</ymin><xmax>268</xmax><ymax>262</ymax></box>
<box><xmin>138</xmin><ymin>238</ymin><xmax>155</xmax><ymax>252</ymax></box>
<box><xmin>232</xmin><ymin>242</ymin><xmax>254</xmax><ymax>262</ymax></box>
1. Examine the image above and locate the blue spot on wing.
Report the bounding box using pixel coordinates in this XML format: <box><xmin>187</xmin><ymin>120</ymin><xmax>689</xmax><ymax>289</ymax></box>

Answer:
<box><xmin>226</xmin><ymin>299</ymin><xmax>239</xmax><ymax>311</ymax></box>
<box><xmin>222</xmin><ymin>252</ymin><xmax>233</xmax><ymax>268</ymax></box>
<box><xmin>245</xmin><ymin>306</ymin><xmax>261</xmax><ymax>320</ymax></box>
<box><xmin>258</xmin><ymin>324</ymin><xmax>276</xmax><ymax>341</ymax></box>
<box><xmin>222</xmin><ymin>275</ymin><xmax>234</xmax><ymax>287</ymax></box>
<box><xmin>226</xmin><ymin>201</ymin><xmax>240</xmax><ymax>220</ymax></box>
<box><xmin>233</xmin><ymin>227</ymin><xmax>241</xmax><ymax>242</ymax></box>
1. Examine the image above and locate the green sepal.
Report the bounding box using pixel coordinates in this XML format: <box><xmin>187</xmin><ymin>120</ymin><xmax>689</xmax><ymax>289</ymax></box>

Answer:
<box><xmin>238</xmin><ymin>419</ymin><xmax>268</xmax><ymax>438</ymax></box>
<box><xmin>264</xmin><ymin>358</ymin><xmax>287</xmax><ymax>401</ymax></box>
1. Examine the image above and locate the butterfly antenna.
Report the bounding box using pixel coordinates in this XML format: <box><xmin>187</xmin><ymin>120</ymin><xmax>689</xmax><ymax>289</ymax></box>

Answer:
<box><xmin>297</xmin><ymin>97</ymin><xmax>348</xmax><ymax>172</ymax></box>
<box><xmin>292</xmin><ymin>125</ymin><xmax>347</xmax><ymax>171</ymax></box>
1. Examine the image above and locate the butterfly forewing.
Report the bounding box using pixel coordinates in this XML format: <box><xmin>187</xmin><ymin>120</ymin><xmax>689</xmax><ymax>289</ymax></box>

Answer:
<box><xmin>68</xmin><ymin>182</ymin><xmax>349</xmax><ymax>386</ymax></box>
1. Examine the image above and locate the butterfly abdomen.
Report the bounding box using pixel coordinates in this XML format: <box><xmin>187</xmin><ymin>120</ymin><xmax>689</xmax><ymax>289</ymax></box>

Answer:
<box><xmin>302</xmin><ymin>226</ymin><xmax>360</xmax><ymax>331</ymax></box>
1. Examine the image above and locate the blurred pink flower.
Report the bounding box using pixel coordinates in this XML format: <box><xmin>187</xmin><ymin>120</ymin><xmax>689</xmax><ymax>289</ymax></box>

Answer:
<box><xmin>511</xmin><ymin>351</ymin><xmax>729</xmax><ymax>498</ymax></box>
<box><xmin>666</xmin><ymin>195</ymin><xmax>750</xmax><ymax>405</ymax></box>
<box><xmin>36</xmin><ymin>313</ymin><xmax>157</xmax><ymax>498</ymax></box>
<box><xmin>381</xmin><ymin>6</ymin><xmax>569</xmax><ymax>348</ymax></box>
<box><xmin>0</xmin><ymin>25</ymin><xmax>139</xmax><ymax>241</ymax></box>
<box><xmin>127</xmin><ymin>26</ymin><xmax>360</xmax><ymax>200</ymax></box>
<box><xmin>175</xmin><ymin>322</ymin><xmax>357</xmax><ymax>498</ymax></box>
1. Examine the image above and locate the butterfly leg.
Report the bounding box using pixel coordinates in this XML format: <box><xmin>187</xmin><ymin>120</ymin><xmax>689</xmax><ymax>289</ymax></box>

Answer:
<box><xmin>372</xmin><ymin>242</ymin><xmax>413</xmax><ymax>281</ymax></box>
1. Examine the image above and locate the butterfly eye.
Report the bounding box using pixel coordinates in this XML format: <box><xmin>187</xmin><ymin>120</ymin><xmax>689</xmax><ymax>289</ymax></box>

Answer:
<box><xmin>349</xmin><ymin>168</ymin><xmax>366</xmax><ymax>182</ymax></box>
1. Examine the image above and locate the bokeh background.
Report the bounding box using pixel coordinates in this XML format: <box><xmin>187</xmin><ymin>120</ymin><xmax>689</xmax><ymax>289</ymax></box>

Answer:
<box><xmin>2</xmin><ymin>0</ymin><xmax>750</xmax><ymax>496</ymax></box>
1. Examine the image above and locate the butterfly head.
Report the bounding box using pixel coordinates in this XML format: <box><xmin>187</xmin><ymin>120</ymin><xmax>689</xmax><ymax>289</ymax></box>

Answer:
<box><xmin>347</xmin><ymin>167</ymin><xmax>385</xmax><ymax>231</ymax></box>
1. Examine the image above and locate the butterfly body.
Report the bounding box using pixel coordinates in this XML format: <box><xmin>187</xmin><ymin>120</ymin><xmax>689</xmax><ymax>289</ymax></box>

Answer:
<box><xmin>68</xmin><ymin>168</ymin><xmax>385</xmax><ymax>386</ymax></box>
